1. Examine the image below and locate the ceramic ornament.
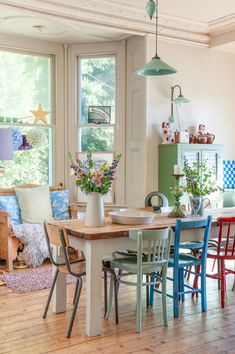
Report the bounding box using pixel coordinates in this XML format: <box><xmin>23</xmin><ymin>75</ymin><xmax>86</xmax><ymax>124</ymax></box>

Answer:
<box><xmin>161</xmin><ymin>121</ymin><xmax>174</xmax><ymax>144</ymax></box>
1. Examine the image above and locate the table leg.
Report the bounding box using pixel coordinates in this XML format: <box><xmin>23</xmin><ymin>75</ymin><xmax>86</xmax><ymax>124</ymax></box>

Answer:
<box><xmin>85</xmin><ymin>240</ymin><xmax>103</xmax><ymax>336</ymax></box>
<box><xmin>52</xmin><ymin>246</ymin><xmax>66</xmax><ymax>313</ymax></box>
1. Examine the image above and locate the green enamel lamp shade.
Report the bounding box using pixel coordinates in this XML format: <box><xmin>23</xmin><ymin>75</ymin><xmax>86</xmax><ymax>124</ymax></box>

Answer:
<box><xmin>169</xmin><ymin>115</ymin><xmax>174</xmax><ymax>123</ymax></box>
<box><xmin>136</xmin><ymin>56</ymin><xmax>177</xmax><ymax>76</ymax></box>
<box><xmin>173</xmin><ymin>94</ymin><xmax>190</xmax><ymax>104</ymax></box>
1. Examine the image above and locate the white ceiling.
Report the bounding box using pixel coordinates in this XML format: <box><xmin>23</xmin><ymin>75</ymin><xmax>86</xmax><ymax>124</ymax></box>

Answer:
<box><xmin>113</xmin><ymin>0</ymin><xmax>235</xmax><ymax>23</ymax></box>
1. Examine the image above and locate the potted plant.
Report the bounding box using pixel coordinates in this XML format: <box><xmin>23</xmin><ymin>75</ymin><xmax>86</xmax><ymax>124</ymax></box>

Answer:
<box><xmin>69</xmin><ymin>151</ymin><xmax>121</xmax><ymax>226</ymax></box>
<box><xmin>183</xmin><ymin>159</ymin><xmax>222</xmax><ymax>216</ymax></box>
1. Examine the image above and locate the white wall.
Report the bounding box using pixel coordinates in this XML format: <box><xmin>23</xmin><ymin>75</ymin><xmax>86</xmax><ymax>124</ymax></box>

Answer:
<box><xmin>126</xmin><ymin>36</ymin><xmax>147</xmax><ymax>207</ymax></box>
<box><xmin>146</xmin><ymin>36</ymin><xmax>235</xmax><ymax>193</ymax></box>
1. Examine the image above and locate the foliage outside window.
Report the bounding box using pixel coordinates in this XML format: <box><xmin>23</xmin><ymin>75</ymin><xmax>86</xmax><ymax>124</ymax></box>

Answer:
<box><xmin>0</xmin><ymin>50</ymin><xmax>52</xmax><ymax>187</ymax></box>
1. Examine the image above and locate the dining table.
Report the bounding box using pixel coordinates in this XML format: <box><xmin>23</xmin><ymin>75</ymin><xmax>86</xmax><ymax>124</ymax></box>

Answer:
<box><xmin>50</xmin><ymin>207</ymin><xmax>235</xmax><ymax>337</ymax></box>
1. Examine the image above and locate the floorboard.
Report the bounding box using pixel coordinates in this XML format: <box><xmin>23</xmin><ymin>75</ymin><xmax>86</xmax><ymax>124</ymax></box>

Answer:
<box><xmin>0</xmin><ymin>263</ymin><xmax>235</xmax><ymax>354</ymax></box>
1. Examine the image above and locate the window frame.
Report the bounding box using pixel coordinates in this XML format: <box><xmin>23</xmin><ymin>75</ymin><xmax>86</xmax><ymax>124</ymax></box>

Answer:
<box><xmin>77</xmin><ymin>54</ymin><xmax>117</xmax><ymax>204</ymax></box>
<box><xmin>0</xmin><ymin>48</ymin><xmax>54</xmax><ymax>186</ymax></box>
<box><xmin>0</xmin><ymin>33</ymin><xmax>65</xmax><ymax>187</ymax></box>
<box><xmin>68</xmin><ymin>41</ymin><xmax>126</xmax><ymax>205</ymax></box>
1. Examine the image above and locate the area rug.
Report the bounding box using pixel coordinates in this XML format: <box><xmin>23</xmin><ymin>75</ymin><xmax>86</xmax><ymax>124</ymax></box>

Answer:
<box><xmin>0</xmin><ymin>268</ymin><xmax>77</xmax><ymax>293</ymax></box>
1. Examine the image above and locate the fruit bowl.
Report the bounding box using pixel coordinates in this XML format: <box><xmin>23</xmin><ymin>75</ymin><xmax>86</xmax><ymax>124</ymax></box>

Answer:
<box><xmin>109</xmin><ymin>210</ymin><xmax>155</xmax><ymax>225</ymax></box>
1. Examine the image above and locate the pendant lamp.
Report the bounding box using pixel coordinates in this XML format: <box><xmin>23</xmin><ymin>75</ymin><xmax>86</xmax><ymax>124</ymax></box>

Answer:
<box><xmin>136</xmin><ymin>0</ymin><xmax>177</xmax><ymax>76</ymax></box>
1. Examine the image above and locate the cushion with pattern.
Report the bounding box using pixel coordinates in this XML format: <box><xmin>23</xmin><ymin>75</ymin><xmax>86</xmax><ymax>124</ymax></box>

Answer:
<box><xmin>0</xmin><ymin>195</ymin><xmax>22</xmax><ymax>225</ymax></box>
<box><xmin>50</xmin><ymin>189</ymin><xmax>70</xmax><ymax>220</ymax></box>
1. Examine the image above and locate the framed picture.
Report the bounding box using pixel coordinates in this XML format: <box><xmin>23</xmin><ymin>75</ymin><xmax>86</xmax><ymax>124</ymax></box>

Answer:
<box><xmin>88</xmin><ymin>106</ymin><xmax>111</xmax><ymax>124</ymax></box>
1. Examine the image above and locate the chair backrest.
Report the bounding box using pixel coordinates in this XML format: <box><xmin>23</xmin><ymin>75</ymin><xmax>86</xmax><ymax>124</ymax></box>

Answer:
<box><xmin>44</xmin><ymin>222</ymin><xmax>85</xmax><ymax>276</ymax></box>
<box><xmin>0</xmin><ymin>184</ymin><xmax>64</xmax><ymax>196</ymax></box>
<box><xmin>44</xmin><ymin>222</ymin><xmax>70</xmax><ymax>267</ymax></box>
<box><xmin>144</xmin><ymin>191</ymin><xmax>169</xmax><ymax>213</ymax></box>
<box><xmin>129</xmin><ymin>227</ymin><xmax>172</xmax><ymax>270</ymax></box>
<box><xmin>174</xmin><ymin>216</ymin><xmax>212</xmax><ymax>265</ymax></box>
<box><xmin>216</xmin><ymin>217</ymin><xmax>235</xmax><ymax>257</ymax></box>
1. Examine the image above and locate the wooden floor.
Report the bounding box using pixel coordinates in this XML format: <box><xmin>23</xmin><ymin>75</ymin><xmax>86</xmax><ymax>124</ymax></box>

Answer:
<box><xmin>0</xmin><ymin>264</ymin><xmax>235</xmax><ymax>354</ymax></box>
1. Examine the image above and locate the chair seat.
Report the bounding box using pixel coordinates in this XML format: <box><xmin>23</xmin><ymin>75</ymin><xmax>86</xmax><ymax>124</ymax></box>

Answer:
<box><xmin>207</xmin><ymin>249</ymin><xmax>235</xmax><ymax>260</ymax></box>
<box><xmin>110</xmin><ymin>256</ymin><xmax>164</xmax><ymax>274</ymax></box>
<box><xmin>179</xmin><ymin>241</ymin><xmax>204</xmax><ymax>249</ymax></box>
<box><xmin>58</xmin><ymin>260</ymin><xmax>86</xmax><ymax>274</ymax></box>
<box><xmin>168</xmin><ymin>253</ymin><xmax>201</xmax><ymax>268</ymax></box>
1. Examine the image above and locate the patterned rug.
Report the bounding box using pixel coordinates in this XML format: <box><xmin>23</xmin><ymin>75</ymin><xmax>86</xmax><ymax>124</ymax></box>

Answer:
<box><xmin>0</xmin><ymin>267</ymin><xmax>77</xmax><ymax>293</ymax></box>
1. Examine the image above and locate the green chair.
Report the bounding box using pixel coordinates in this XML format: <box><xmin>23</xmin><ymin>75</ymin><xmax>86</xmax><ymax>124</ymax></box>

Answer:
<box><xmin>105</xmin><ymin>227</ymin><xmax>172</xmax><ymax>333</ymax></box>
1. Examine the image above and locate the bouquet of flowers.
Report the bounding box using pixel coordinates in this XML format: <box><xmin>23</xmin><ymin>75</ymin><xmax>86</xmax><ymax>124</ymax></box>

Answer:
<box><xmin>183</xmin><ymin>159</ymin><xmax>220</xmax><ymax>197</ymax></box>
<box><xmin>69</xmin><ymin>151</ymin><xmax>121</xmax><ymax>195</ymax></box>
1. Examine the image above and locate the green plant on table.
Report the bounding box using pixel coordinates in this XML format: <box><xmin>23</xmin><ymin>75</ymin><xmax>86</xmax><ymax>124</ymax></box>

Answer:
<box><xmin>183</xmin><ymin>159</ymin><xmax>221</xmax><ymax>197</ymax></box>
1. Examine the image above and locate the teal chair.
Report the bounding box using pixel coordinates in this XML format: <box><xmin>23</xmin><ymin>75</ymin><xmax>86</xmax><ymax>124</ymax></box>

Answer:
<box><xmin>105</xmin><ymin>227</ymin><xmax>172</xmax><ymax>333</ymax></box>
<box><xmin>150</xmin><ymin>216</ymin><xmax>212</xmax><ymax>318</ymax></box>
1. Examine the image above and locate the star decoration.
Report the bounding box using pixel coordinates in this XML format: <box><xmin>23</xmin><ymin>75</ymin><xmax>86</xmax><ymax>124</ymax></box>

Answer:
<box><xmin>31</xmin><ymin>104</ymin><xmax>49</xmax><ymax>124</ymax></box>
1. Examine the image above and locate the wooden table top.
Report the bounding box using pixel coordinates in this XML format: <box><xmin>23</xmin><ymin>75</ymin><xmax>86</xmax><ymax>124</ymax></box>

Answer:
<box><xmin>50</xmin><ymin>207</ymin><xmax>235</xmax><ymax>241</ymax></box>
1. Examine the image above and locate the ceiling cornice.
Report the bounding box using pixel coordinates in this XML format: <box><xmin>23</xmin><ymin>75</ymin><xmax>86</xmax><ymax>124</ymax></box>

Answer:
<box><xmin>0</xmin><ymin>0</ymin><xmax>210</xmax><ymax>45</ymax></box>
<box><xmin>0</xmin><ymin>0</ymin><xmax>234</xmax><ymax>47</ymax></box>
<box><xmin>209</xmin><ymin>14</ymin><xmax>235</xmax><ymax>36</ymax></box>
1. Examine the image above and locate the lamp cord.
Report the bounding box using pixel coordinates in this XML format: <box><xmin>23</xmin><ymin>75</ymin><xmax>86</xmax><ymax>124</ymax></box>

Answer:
<box><xmin>155</xmin><ymin>0</ymin><xmax>159</xmax><ymax>58</ymax></box>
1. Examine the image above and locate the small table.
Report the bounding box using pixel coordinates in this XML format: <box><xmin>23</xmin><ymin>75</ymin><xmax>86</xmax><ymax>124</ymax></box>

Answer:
<box><xmin>50</xmin><ymin>208</ymin><xmax>235</xmax><ymax>337</ymax></box>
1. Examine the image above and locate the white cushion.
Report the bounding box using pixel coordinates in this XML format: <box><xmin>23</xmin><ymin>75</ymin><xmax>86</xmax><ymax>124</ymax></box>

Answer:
<box><xmin>15</xmin><ymin>185</ymin><xmax>54</xmax><ymax>223</ymax></box>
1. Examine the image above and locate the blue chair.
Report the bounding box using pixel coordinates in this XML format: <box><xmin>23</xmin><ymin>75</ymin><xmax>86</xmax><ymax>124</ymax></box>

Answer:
<box><xmin>150</xmin><ymin>216</ymin><xmax>212</xmax><ymax>318</ymax></box>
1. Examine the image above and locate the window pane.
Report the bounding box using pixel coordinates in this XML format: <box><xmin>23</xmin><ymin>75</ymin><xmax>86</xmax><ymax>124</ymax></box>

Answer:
<box><xmin>0</xmin><ymin>51</ymin><xmax>51</xmax><ymax>124</ymax></box>
<box><xmin>80</xmin><ymin>57</ymin><xmax>115</xmax><ymax>124</ymax></box>
<box><xmin>80</xmin><ymin>127</ymin><xmax>114</xmax><ymax>152</ymax></box>
<box><xmin>0</xmin><ymin>127</ymin><xmax>52</xmax><ymax>187</ymax></box>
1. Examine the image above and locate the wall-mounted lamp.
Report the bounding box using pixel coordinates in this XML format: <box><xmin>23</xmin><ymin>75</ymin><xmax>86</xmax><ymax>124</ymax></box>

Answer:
<box><xmin>169</xmin><ymin>85</ymin><xmax>190</xmax><ymax>129</ymax></box>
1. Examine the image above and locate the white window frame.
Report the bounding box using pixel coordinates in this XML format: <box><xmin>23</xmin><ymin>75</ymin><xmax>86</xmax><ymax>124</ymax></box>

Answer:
<box><xmin>67</xmin><ymin>41</ymin><xmax>126</xmax><ymax>205</ymax></box>
<box><xmin>0</xmin><ymin>33</ymin><xmax>65</xmax><ymax>186</ymax></box>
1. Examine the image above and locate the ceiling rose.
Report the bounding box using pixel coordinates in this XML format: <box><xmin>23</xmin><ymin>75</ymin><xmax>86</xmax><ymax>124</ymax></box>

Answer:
<box><xmin>0</xmin><ymin>16</ymin><xmax>69</xmax><ymax>36</ymax></box>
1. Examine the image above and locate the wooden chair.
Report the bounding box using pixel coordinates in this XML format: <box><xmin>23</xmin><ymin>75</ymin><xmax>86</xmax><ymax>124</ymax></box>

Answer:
<box><xmin>150</xmin><ymin>216</ymin><xmax>212</xmax><ymax>318</ymax></box>
<box><xmin>43</xmin><ymin>223</ymin><xmax>85</xmax><ymax>338</ymax></box>
<box><xmin>105</xmin><ymin>227</ymin><xmax>172</xmax><ymax>333</ymax></box>
<box><xmin>0</xmin><ymin>184</ymin><xmax>79</xmax><ymax>271</ymax></box>
<box><xmin>205</xmin><ymin>217</ymin><xmax>235</xmax><ymax>308</ymax></box>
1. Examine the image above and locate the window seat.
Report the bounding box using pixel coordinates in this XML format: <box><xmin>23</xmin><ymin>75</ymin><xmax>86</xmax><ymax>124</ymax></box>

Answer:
<box><xmin>0</xmin><ymin>184</ymin><xmax>79</xmax><ymax>271</ymax></box>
